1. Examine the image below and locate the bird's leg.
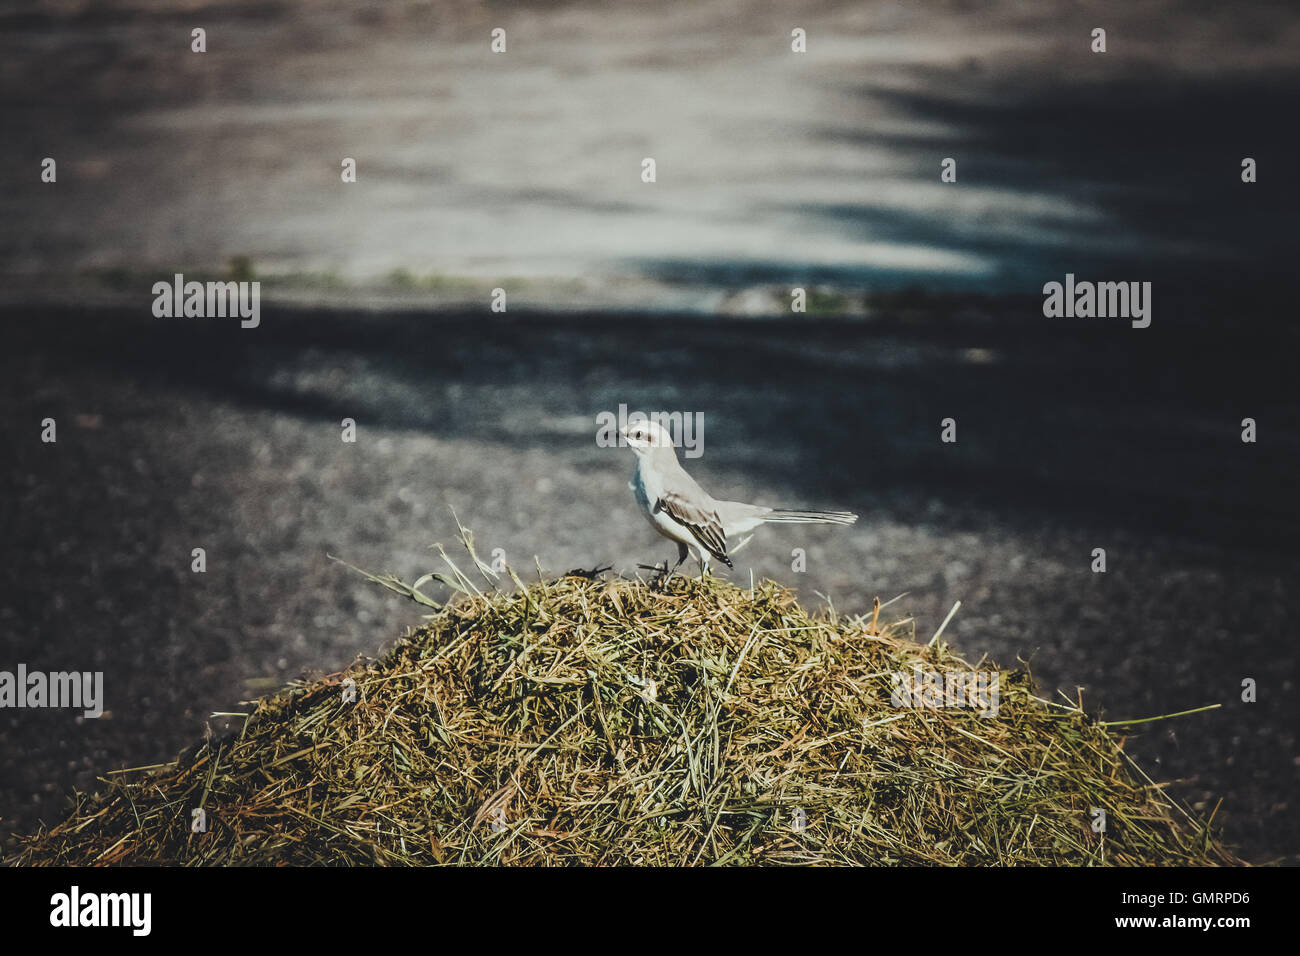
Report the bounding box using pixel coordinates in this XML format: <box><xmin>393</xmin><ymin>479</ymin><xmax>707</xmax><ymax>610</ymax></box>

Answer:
<box><xmin>661</xmin><ymin>543</ymin><xmax>688</xmax><ymax>587</ymax></box>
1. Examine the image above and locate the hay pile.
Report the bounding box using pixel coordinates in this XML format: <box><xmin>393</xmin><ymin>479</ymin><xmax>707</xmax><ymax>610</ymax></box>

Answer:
<box><xmin>16</xmin><ymin>556</ymin><xmax>1234</xmax><ymax>865</ymax></box>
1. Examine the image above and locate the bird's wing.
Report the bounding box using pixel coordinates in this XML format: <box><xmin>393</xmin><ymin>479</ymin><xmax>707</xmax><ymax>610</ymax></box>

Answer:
<box><xmin>654</xmin><ymin>491</ymin><xmax>733</xmax><ymax>567</ymax></box>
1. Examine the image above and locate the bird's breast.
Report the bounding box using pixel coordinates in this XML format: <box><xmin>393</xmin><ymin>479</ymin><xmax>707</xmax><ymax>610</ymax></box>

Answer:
<box><xmin>630</xmin><ymin>463</ymin><xmax>657</xmax><ymax>516</ymax></box>
<box><xmin>631</xmin><ymin>463</ymin><xmax>688</xmax><ymax>543</ymax></box>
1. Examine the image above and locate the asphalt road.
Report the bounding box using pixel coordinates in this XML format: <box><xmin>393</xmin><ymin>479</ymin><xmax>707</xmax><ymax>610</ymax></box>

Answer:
<box><xmin>1</xmin><ymin>300</ymin><xmax>1296</xmax><ymax>862</ymax></box>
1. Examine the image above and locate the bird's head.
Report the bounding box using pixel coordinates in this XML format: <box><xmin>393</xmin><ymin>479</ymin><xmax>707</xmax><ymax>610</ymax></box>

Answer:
<box><xmin>621</xmin><ymin>419</ymin><xmax>677</xmax><ymax>458</ymax></box>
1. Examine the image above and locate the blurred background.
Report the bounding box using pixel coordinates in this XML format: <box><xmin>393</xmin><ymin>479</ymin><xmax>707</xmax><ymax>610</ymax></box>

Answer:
<box><xmin>1</xmin><ymin>0</ymin><xmax>1297</xmax><ymax>862</ymax></box>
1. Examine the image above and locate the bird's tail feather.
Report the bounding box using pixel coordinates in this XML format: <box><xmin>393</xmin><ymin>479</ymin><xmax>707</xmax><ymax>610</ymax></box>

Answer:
<box><xmin>764</xmin><ymin>509</ymin><xmax>858</xmax><ymax>526</ymax></box>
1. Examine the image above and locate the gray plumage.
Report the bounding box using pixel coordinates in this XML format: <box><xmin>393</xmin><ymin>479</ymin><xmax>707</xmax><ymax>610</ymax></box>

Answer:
<box><xmin>622</xmin><ymin>419</ymin><xmax>857</xmax><ymax>575</ymax></box>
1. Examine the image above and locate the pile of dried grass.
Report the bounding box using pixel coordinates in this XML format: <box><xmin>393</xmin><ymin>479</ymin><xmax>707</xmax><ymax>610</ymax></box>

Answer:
<box><xmin>15</xmin><ymin>537</ymin><xmax>1235</xmax><ymax>865</ymax></box>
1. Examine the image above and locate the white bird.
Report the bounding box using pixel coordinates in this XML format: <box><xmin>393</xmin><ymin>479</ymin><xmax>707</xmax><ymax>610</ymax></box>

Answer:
<box><xmin>621</xmin><ymin>419</ymin><xmax>857</xmax><ymax>576</ymax></box>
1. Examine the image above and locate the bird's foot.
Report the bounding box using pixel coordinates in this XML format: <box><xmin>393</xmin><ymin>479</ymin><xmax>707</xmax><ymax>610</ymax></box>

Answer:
<box><xmin>638</xmin><ymin>561</ymin><xmax>678</xmax><ymax>591</ymax></box>
<box><xmin>565</xmin><ymin>564</ymin><xmax>612</xmax><ymax>581</ymax></box>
